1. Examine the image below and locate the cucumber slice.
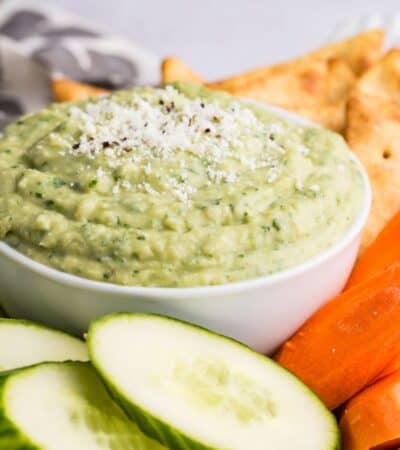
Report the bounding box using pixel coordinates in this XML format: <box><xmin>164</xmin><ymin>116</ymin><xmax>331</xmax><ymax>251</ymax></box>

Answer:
<box><xmin>0</xmin><ymin>362</ymin><xmax>166</xmax><ymax>449</ymax></box>
<box><xmin>89</xmin><ymin>314</ymin><xmax>340</xmax><ymax>450</ymax></box>
<box><xmin>0</xmin><ymin>319</ymin><xmax>88</xmax><ymax>371</ymax></box>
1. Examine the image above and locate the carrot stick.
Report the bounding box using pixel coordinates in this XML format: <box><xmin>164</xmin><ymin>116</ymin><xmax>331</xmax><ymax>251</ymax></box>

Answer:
<box><xmin>343</xmin><ymin>210</ymin><xmax>400</xmax><ymax>384</ymax></box>
<box><xmin>378</xmin><ymin>356</ymin><xmax>400</xmax><ymax>383</ymax></box>
<box><xmin>346</xmin><ymin>210</ymin><xmax>400</xmax><ymax>289</ymax></box>
<box><xmin>340</xmin><ymin>370</ymin><xmax>400</xmax><ymax>450</ymax></box>
<box><xmin>371</xmin><ymin>441</ymin><xmax>400</xmax><ymax>450</ymax></box>
<box><xmin>275</xmin><ymin>262</ymin><xmax>400</xmax><ymax>410</ymax></box>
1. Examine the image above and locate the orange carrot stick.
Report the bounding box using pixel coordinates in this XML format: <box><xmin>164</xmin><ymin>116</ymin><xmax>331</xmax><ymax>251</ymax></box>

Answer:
<box><xmin>345</xmin><ymin>210</ymin><xmax>400</xmax><ymax>383</ymax></box>
<box><xmin>340</xmin><ymin>370</ymin><xmax>400</xmax><ymax>450</ymax></box>
<box><xmin>275</xmin><ymin>263</ymin><xmax>400</xmax><ymax>410</ymax></box>
<box><xmin>378</xmin><ymin>356</ymin><xmax>400</xmax><ymax>383</ymax></box>
<box><xmin>346</xmin><ymin>210</ymin><xmax>400</xmax><ymax>289</ymax></box>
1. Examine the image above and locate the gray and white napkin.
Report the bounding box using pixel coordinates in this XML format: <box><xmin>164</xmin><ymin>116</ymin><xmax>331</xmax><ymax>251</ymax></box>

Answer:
<box><xmin>0</xmin><ymin>0</ymin><xmax>159</xmax><ymax>128</ymax></box>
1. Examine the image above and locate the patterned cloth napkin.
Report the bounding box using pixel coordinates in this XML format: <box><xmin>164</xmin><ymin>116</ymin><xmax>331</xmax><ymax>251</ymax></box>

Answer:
<box><xmin>0</xmin><ymin>0</ymin><xmax>159</xmax><ymax>128</ymax></box>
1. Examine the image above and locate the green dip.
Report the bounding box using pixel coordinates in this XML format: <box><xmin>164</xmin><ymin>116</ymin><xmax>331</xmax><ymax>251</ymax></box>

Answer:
<box><xmin>0</xmin><ymin>82</ymin><xmax>364</xmax><ymax>287</ymax></box>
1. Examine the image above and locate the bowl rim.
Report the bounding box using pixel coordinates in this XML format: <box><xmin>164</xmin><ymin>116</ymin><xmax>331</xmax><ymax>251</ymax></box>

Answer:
<box><xmin>0</xmin><ymin>104</ymin><xmax>372</xmax><ymax>299</ymax></box>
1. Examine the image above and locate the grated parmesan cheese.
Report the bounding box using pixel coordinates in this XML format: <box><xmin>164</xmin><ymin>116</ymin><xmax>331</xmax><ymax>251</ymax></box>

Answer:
<box><xmin>309</xmin><ymin>184</ymin><xmax>321</xmax><ymax>192</ymax></box>
<box><xmin>67</xmin><ymin>86</ymin><xmax>296</xmax><ymax>202</ymax></box>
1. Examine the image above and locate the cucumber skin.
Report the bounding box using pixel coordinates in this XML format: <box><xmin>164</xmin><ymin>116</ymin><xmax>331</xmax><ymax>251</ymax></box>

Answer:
<box><xmin>0</xmin><ymin>369</ymin><xmax>38</xmax><ymax>450</ymax></box>
<box><xmin>89</xmin><ymin>313</ymin><xmax>341</xmax><ymax>450</ymax></box>
<box><xmin>0</xmin><ymin>318</ymin><xmax>86</xmax><ymax>347</ymax></box>
<box><xmin>104</xmin><ymin>381</ymin><xmax>214</xmax><ymax>450</ymax></box>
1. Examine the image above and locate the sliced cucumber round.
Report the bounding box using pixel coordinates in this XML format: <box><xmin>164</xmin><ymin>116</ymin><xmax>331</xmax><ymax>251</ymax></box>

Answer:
<box><xmin>0</xmin><ymin>318</ymin><xmax>88</xmax><ymax>371</ymax></box>
<box><xmin>89</xmin><ymin>313</ymin><xmax>340</xmax><ymax>450</ymax></box>
<box><xmin>0</xmin><ymin>361</ymin><xmax>166</xmax><ymax>449</ymax></box>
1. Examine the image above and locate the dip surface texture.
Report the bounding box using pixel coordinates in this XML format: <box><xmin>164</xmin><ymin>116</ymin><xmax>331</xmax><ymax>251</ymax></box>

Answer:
<box><xmin>0</xmin><ymin>83</ymin><xmax>364</xmax><ymax>287</ymax></box>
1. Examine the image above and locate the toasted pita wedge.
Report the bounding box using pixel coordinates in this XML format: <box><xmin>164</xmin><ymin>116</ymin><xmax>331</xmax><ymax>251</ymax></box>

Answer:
<box><xmin>214</xmin><ymin>57</ymin><xmax>356</xmax><ymax>131</ymax></box>
<box><xmin>354</xmin><ymin>49</ymin><xmax>400</xmax><ymax>101</ymax></box>
<box><xmin>203</xmin><ymin>31</ymin><xmax>384</xmax><ymax>131</ymax></box>
<box><xmin>161</xmin><ymin>57</ymin><xmax>204</xmax><ymax>85</ymax></box>
<box><xmin>346</xmin><ymin>50</ymin><xmax>400</xmax><ymax>249</ymax></box>
<box><xmin>160</xmin><ymin>56</ymin><xmax>357</xmax><ymax>131</ymax></box>
<box><xmin>308</xmin><ymin>29</ymin><xmax>385</xmax><ymax>76</ymax></box>
<box><xmin>52</xmin><ymin>79</ymin><xmax>110</xmax><ymax>102</ymax></box>
<box><xmin>208</xmin><ymin>30</ymin><xmax>384</xmax><ymax>92</ymax></box>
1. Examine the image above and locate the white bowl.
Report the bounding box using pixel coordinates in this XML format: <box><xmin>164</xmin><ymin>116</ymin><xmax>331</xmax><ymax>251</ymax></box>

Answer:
<box><xmin>0</xmin><ymin>106</ymin><xmax>371</xmax><ymax>354</ymax></box>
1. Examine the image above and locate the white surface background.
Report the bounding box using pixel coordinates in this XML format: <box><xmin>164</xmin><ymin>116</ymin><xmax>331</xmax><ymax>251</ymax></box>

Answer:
<box><xmin>51</xmin><ymin>0</ymin><xmax>399</xmax><ymax>80</ymax></box>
